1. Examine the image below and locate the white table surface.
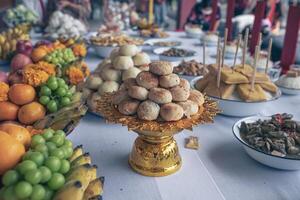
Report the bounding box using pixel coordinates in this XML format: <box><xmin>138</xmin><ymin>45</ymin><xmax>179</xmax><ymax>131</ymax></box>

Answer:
<box><xmin>5</xmin><ymin>32</ymin><xmax>300</xmax><ymax>200</ymax></box>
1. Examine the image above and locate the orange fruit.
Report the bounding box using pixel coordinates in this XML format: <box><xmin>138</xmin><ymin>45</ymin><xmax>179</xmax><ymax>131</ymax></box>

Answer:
<box><xmin>8</xmin><ymin>84</ymin><xmax>36</xmax><ymax>105</ymax></box>
<box><xmin>0</xmin><ymin>123</ymin><xmax>31</xmax><ymax>148</ymax></box>
<box><xmin>18</xmin><ymin>102</ymin><xmax>46</xmax><ymax>125</ymax></box>
<box><xmin>0</xmin><ymin>101</ymin><xmax>19</xmax><ymax>121</ymax></box>
<box><xmin>0</xmin><ymin>131</ymin><xmax>25</xmax><ymax>175</ymax></box>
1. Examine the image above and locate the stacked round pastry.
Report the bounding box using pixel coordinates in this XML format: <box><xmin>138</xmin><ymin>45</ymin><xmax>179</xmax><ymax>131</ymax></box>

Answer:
<box><xmin>112</xmin><ymin>61</ymin><xmax>205</xmax><ymax>121</ymax></box>
<box><xmin>83</xmin><ymin>44</ymin><xmax>151</xmax><ymax>111</ymax></box>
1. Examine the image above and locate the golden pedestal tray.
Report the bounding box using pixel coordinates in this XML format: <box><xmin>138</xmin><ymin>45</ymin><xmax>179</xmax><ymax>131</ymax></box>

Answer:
<box><xmin>96</xmin><ymin>93</ymin><xmax>219</xmax><ymax>177</ymax></box>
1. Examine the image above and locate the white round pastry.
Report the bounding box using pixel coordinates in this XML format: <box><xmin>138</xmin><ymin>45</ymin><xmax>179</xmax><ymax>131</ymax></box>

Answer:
<box><xmin>133</xmin><ymin>52</ymin><xmax>151</xmax><ymax>66</ymax></box>
<box><xmin>137</xmin><ymin>100</ymin><xmax>160</xmax><ymax>121</ymax></box>
<box><xmin>100</xmin><ymin>68</ymin><xmax>121</xmax><ymax>81</ymax></box>
<box><xmin>148</xmin><ymin>87</ymin><xmax>172</xmax><ymax>104</ymax></box>
<box><xmin>122</xmin><ymin>67</ymin><xmax>141</xmax><ymax>81</ymax></box>
<box><xmin>178</xmin><ymin>100</ymin><xmax>199</xmax><ymax>117</ymax></box>
<box><xmin>276</xmin><ymin>75</ymin><xmax>300</xmax><ymax>89</ymax></box>
<box><xmin>138</xmin><ymin>65</ymin><xmax>150</xmax><ymax>71</ymax></box>
<box><xmin>86</xmin><ymin>75</ymin><xmax>103</xmax><ymax>90</ymax></box>
<box><xmin>170</xmin><ymin>86</ymin><xmax>190</xmax><ymax>102</ymax></box>
<box><xmin>160</xmin><ymin>103</ymin><xmax>184</xmax><ymax>121</ymax></box>
<box><xmin>98</xmin><ymin>81</ymin><xmax>119</xmax><ymax>95</ymax></box>
<box><xmin>82</xmin><ymin>87</ymin><xmax>93</xmax><ymax>99</ymax></box>
<box><xmin>119</xmin><ymin>44</ymin><xmax>139</xmax><ymax>56</ymax></box>
<box><xmin>159</xmin><ymin>74</ymin><xmax>180</xmax><ymax>88</ymax></box>
<box><xmin>136</xmin><ymin>71</ymin><xmax>159</xmax><ymax>89</ymax></box>
<box><xmin>110</xmin><ymin>48</ymin><xmax>119</xmax><ymax>60</ymax></box>
<box><xmin>112</xmin><ymin>89</ymin><xmax>130</xmax><ymax>105</ymax></box>
<box><xmin>128</xmin><ymin>85</ymin><xmax>149</xmax><ymax>100</ymax></box>
<box><xmin>179</xmin><ymin>79</ymin><xmax>190</xmax><ymax>90</ymax></box>
<box><xmin>118</xmin><ymin>99</ymin><xmax>140</xmax><ymax>115</ymax></box>
<box><xmin>113</xmin><ymin>56</ymin><xmax>134</xmax><ymax>70</ymax></box>
<box><xmin>188</xmin><ymin>89</ymin><xmax>204</xmax><ymax>106</ymax></box>
<box><xmin>149</xmin><ymin>61</ymin><xmax>173</xmax><ymax>75</ymax></box>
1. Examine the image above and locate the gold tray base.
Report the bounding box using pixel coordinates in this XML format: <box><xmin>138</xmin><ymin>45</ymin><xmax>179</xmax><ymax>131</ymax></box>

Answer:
<box><xmin>129</xmin><ymin>130</ymin><xmax>182</xmax><ymax>177</ymax></box>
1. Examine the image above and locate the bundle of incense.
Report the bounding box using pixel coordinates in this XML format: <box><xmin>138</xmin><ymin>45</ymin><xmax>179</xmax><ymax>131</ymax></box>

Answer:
<box><xmin>242</xmin><ymin>28</ymin><xmax>249</xmax><ymax>68</ymax></box>
<box><xmin>217</xmin><ymin>47</ymin><xmax>222</xmax><ymax>88</ymax></box>
<box><xmin>265</xmin><ymin>38</ymin><xmax>273</xmax><ymax>74</ymax></box>
<box><xmin>233</xmin><ymin>34</ymin><xmax>242</xmax><ymax>69</ymax></box>
<box><xmin>221</xmin><ymin>28</ymin><xmax>228</xmax><ymax>68</ymax></box>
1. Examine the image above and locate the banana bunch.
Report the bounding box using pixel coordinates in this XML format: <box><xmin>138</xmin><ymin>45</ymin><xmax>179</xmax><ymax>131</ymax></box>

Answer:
<box><xmin>0</xmin><ymin>24</ymin><xmax>30</xmax><ymax>60</ymax></box>
<box><xmin>53</xmin><ymin>145</ymin><xmax>104</xmax><ymax>200</ymax></box>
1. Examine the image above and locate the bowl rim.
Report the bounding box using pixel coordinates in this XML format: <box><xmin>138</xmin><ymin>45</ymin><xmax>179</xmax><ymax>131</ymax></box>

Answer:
<box><xmin>275</xmin><ymin>83</ymin><xmax>300</xmax><ymax>91</ymax></box>
<box><xmin>190</xmin><ymin>76</ymin><xmax>282</xmax><ymax>103</ymax></box>
<box><xmin>232</xmin><ymin>115</ymin><xmax>300</xmax><ymax>161</ymax></box>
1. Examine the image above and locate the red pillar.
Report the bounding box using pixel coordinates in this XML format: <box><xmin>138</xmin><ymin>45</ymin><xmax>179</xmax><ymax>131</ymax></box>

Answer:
<box><xmin>225</xmin><ymin>0</ymin><xmax>236</xmax><ymax>41</ymax></box>
<box><xmin>280</xmin><ymin>4</ymin><xmax>300</xmax><ymax>74</ymax></box>
<box><xmin>209</xmin><ymin>0</ymin><xmax>218</xmax><ymax>31</ymax></box>
<box><xmin>177</xmin><ymin>0</ymin><xmax>196</xmax><ymax>30</ymax></box>
<box><xmin>249</xmin><ymin>0</ymin><xmax>266</xmax><ymax>55</ymax></box>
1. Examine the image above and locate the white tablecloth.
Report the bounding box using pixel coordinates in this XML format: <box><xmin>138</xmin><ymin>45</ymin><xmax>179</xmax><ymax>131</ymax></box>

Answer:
<box><xmin>5</xmin><ymin>32</ymin><xmax>300</xmax><ymax>200</ymax></box>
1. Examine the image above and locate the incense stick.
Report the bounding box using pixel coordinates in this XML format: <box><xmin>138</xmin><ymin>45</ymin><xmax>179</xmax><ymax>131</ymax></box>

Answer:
<box><xmin>265</xmin><ymin>38</ymin><xmax>273</xmax><ymax>74</ymax></box>
<box><xmin>251</xmin><ymin>45</ymin><xmax>260</xmax><ymax>91</ymax></box>
<box><xmin>217</xmin><ymin>48</ymin><xmax>222</xmax><ymax>88</ymax></box>
<box><xmin>242</xmin><ymin>28</ymin><xmax>249</xmax><ymax>68</ymax></box>
<box><xmin>221</xmin><ymin>28</ymin><xmax>228</xmax><ymax>68</ymax></box>
<box><xmin>216</xmin><ymin>35</ymin><xmax>221</xmax><ymax>63</ymax></box>
<box><xmin>233</xmin><ymin>34</ymin><xmax>242</xmax><ymax>68</ymax></box>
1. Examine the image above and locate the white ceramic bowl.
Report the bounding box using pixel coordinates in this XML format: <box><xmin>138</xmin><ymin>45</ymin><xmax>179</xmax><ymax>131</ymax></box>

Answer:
<box><xmin>92</xmin><ymin>45</ymin><xmax>116</xmax><ymax>58</ymax></box>
<box><xmin>233</xmin><ymin>116</ymin><xmax>300</xmax><ymax>170</ymax></box>
<box><xmin>154</xmin><ymin>47</ymin><xmax>198</xmax><ymax>62</ymax></box>
<box><xmin>190</xmin><ymin>77</ymin><xmax>281</xmax><ymax>117</ymax></box>
<box><xmin>185</xmin><ymin>30</ymin><xmax>203</xmax><ymax>38</ymax></box>
<box><xmin>277</xmin><ymin>85</ymin><xmax>300</xmax><ymax>95</ymax></box>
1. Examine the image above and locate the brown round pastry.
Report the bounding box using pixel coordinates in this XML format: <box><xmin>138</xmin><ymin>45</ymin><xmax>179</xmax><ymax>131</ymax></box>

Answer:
<box><xmin>122</xmin><ymin>67</ymin><xmax>141</xmax><ymax>81</ymax></box>
<box><xmin>122</xmin><ymin>78</ymin><xmax>138</xmax><ymax>89</ymax></box>
<box><xmin>160</xmin><ymin>103</ymin><xmax>184</xmax><ymax>121</ymax></box>
<box><xmin>112</xmin><ymin>89</ymin><xmax>130</xmax><ymax>105</ymax></box>
<box><xmin>113</xmin><ymin>56</ymin><xmax>134</xmax><ymax>70</ymax></box>
<box><xmin>100</xmin><ymin>68</ymin><xmax>121</xmax><ymax>81</ymax></box>
<box><xmin>149</xmin><ymin>61</ymin><xmax>173</xmax><ymax>75</ymax></box>
<box><xmin>178</xmin><ymin>100</ymin><xmax>199</xmax><ymax>117</ymax></box>
<box><xmin>136</xmin><ymin>71</ymin><xmax>159</xmax><ymax>89</ymax></box>
<box><xmin>119</xmin><ymin>45</ymin><xmax>139</xmax><ymax>56</ymax></box>
<box><xmin>188</xmin><ymin>89</ymin><xmax>204</xmax><ymax>106</ymax></box>
<box><xmin>179</xmin><ymin>78</ymin><xmax>190</xmax><ymax>90</ymax></box>
<box><xmin>128</xmin><ymin>85</ymin><xmax>149</xmax><ymax>100</ymax></box>
<box><xmin>118</xmin><ymin>99</ymin><xmax>140</xmax><ymax>115</ymax></box>
<box><xmin>137</xmin><ymin>65</ymin><xmax>149</xmax><ymax>71</ymax></box>
<box><xmin>133</xmin><ymin>52</ymin><xmax>151</xmax><ymax>66</ymax></box>
<box><xmin>137</xmin><ymin>100</ymin><xmax>160</xmax><ymax>121</ymax></box>
<box><xmin>159</xmin><ymin>74</ymin><xmax>180</xmax><ymax>88</ymax></box>
<box><xmin>98</xmin><ymin>81</ymin><xmax>119</xmax><ymax>95</ymax></box>
<box><xmin>148</xmin><ymin>87</ymin><xmax>172</xmax><ymax>104</ymax></box>
<box><xmin>170</xmin><ymin>86</ymin><xmax>190</xmax><ymax>102</ymax></box>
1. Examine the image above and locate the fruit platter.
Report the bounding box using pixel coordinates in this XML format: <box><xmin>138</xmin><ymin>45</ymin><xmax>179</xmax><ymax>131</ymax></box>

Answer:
<box><xmin>3</xmin><ymin>5</ymin><xmax>38</xmax><ymax>27</ymax></box>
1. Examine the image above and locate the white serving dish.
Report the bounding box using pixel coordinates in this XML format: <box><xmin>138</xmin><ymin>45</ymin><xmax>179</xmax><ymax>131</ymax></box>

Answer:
<box><xmin>190</xmin><ymin>77</ymin><xmax>281</xmax><ymax>117</ymax></box>
<box><xmin>185</xmin><ymin>30</ymin><xmax>203</xmax><ymax>38</ymax></box>
<box><xmin>154</xmin><ymin>47</ymin><xmax>198</xmax><ymax>62</ymax></box>
<box><xmin>92</xmin><ymin>45</ymin><xmax>116</xmax><ymax>58</ymax></box>
<box><xmin>277</xmin><ymin>85</ymin><xmax>300</xmax><ymax>95</ymax></box>
<box><xmin>233</xmin><ymin>116</ymin><xmax>300</xmax><ymax>170</ymax></box>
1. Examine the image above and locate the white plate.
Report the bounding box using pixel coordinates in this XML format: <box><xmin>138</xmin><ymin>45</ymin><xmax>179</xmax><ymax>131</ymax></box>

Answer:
<box><xmin>153</xmin><ymin>47</ymin><xmax>198</xmax><ymax>62</ymax></box>
<box><xmin>191</xmin><ymin>77</ymin><xmax>281</xmax><ymax>117</ymax></box>
<box><xmin>277</xmin><ymin>85</ymin><xmax>300</xmax><ymax>95</ymax></box>
<box><xmin>185</xmin><ymin>30</ymin><xmax>203</xmax><ymax>38</ymax></box>
<box><xmin>233</xmin><ymin>116</ymin><xmax>300</xmax><ymax>170</ymax></box>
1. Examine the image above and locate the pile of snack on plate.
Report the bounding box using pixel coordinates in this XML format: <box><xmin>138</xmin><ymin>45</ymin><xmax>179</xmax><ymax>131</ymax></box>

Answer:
<box><xmin>174</xmin><ymin>60</ymin><xmax>208</xmax><ymax>76</ymax></box>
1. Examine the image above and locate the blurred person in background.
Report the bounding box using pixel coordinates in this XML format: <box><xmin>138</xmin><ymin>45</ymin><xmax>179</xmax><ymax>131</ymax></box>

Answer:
<box><xmin>154</xmin><ymin>0</ymin><xmax>167</xmax><ymax>27</ymax></box>
<box><xmin>186</xmin><ymin>0</ymin><xmax>221</xmax><ymax>32</ymax></box>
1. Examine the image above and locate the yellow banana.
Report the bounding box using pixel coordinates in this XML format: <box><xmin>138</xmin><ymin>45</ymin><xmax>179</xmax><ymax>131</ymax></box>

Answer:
<box><xmin>53</xmin><ymin>180</ymin><xmax>85</xmax><ymax>200</ymax></box>
<box><xmin>66</xmin><ymin>164</ymin><xmax>97</xmax><ymax>190</ymax></box>
<box><xmin>69</xmin><ymin>145</ymin><xmax>84</xmax><ymax>162</ymax></box>
<box><xmin>71</xmin><ymin>153</ymin><xmax>92</xmax><ymax>168</ymax></box>
<box><xmin>83</xmin><ymin>177</ymin><xmax>104</xmax><ymax>200</ymax></box>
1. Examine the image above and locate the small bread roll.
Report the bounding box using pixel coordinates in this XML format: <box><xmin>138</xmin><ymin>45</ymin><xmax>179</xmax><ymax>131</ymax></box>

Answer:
<box><xmin>133</xmin><ymin>52</ymin><xmax>151</xmax><ymax>66</ymax></box>
<box><xmin>82</xmin><ymin>88</ymin><xmax>93</xmax><ymax>99</ymax></box>
<box><xmin>118</xmin><ymin>99</ymin><xmax>140</xmax><ymax>115</ymax></box>
<box><xmin>160</xmin><ymin>103</ymin><xmax>184</xmax><ymax>121</ymax></box>
<box><xmin>137</xmin><ymin>100</ymin><xmax>160</xmax><ymax>121</ymax></box>
<box><xmin>95</xmin><ymin>59</ymin><xmax>111</xmax><ymax>72</ymax></box>
<box><xmin>100</xmin><ymin>68</ymin><xmax>121</xmax><ymax>81</ymax></box>
<box><xmin>119</xmin><ymin>45</ymin><xmax>139</xmax><ymax>56</ymax></box>
<box><xmin>86</xmin><ymin>75</ymin><xmax>103</xmax><ymax>90</ymax></box>
<box><xmin>149</xmin><ymin>61</ymin><xmax>173</xmax><ymax>75</ymax></box>
<box><xmin>178</xmin><ymin>100</ymin><xmax>199</xmax><ymax>117</ymax></box>
<box><xmin>138</xmin><ymin>65</ymin><xmax>149</xmax><ymax>71</ymax></box>
<box><xmin>87</xmin><ymin>92</ymin><xmax>102</xmax><ymax>111</ymax></box>
<box><xmin>113</xmin><ymin>56</ymin><xmax>134</xmax><ymax>70</ymax></box>
<box><xmin>170</xmin><ymin>86</ymin><xmax>190</xmax><ymax>101</ymax></box>
<box><xmin>179</xmin><ymin>79</ymin><xmax>190</xmax><ymax>90</ymax></box>
<box><xmin>148</xmin><ymin>87</ymin><xmax>172</xmax><ymax>104</ymax></box>
<box><xmin>98</xmin><ymin>81</ymin><xmax>119</xmax><ymax>95</ymax></box>
<box><xmin>136</xmin><ymin>71</ymin><xmax>159</xmax><ymax>89</ymax></box>
<box><xmin>122</xmin><ymin>67</ymin><xmax>141</xmax><ymax>81</ymax></box>
<box><xmin>188</xmin><ymin>89</ymin><xmax>204</xmax><ymax>106</ymax></box>
<box><xmin>110</xmin><ymin>48</ymin><xmax>119</xmax><ymax>60</ymax></box>
<box><xmin>128</xmin><ymin>86</ymin><xmax>148</xmax><ymax>100</ymax></box>
<box><xmin>122</xmin><ymin>78</ymin><xmax>137</xmax><ymax>89</ymax></box>
<box><xmin>159</xmin><ymin>74</ymin><xmax>180</xmax><ymax>88</ymax></box>
<box><xmin>112</xmin><ymin>89</ymin><xmax>130</xmax><ymax>105</ymax></box>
